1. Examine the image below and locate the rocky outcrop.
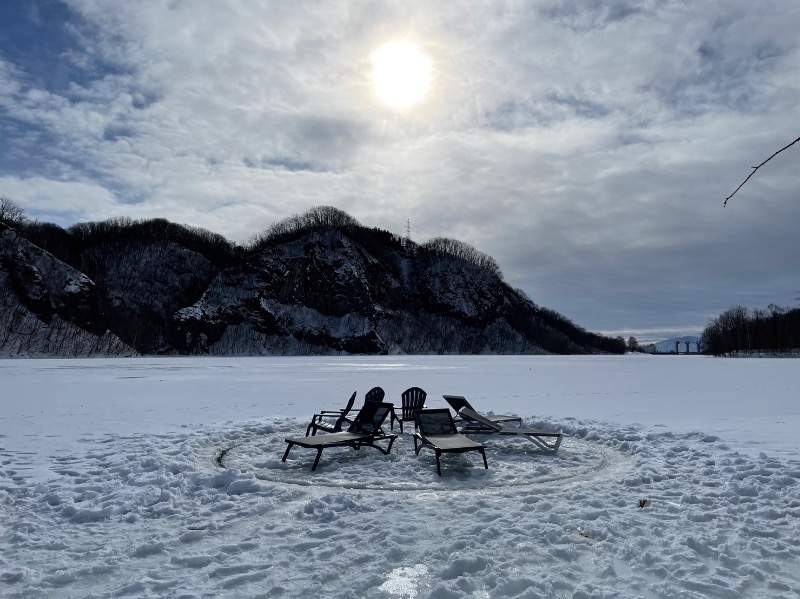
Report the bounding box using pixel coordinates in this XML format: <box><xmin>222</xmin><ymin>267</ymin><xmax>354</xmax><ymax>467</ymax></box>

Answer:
<box><xmin>0</xmin><ymin>227</ymin><xmax>135</xmax><ymax>357</ymax></box>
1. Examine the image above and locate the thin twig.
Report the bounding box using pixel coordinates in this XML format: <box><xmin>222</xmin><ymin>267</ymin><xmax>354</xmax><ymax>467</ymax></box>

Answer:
<box><xmin>724</xmin><ymin>135</ymin><xmax>800</xmax><ymax>206</ymax></box>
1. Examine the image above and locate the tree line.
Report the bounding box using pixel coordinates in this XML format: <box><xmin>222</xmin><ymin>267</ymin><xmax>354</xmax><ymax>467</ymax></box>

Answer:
<box><xmin>2</xmin><ymin>200</ymin><xmax>510</xmax><ymax>284</ymax></box>
<box><xmin>701</xmin><ymin>304</ymin><xmax>800</xmax><ymax>356</ymax></box>
<box><xmin>2</xmin><ymin>197</ymin><xmax>239</xmax><ymax>271</ymax></box>
<box><xmin>420</xmin><ymin>237</ymin><xmax>503</xmax><ymax>279</ymax></box>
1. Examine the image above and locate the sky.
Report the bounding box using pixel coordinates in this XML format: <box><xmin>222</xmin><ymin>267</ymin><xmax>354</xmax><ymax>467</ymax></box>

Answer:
<box><xmin>1</xmin><ymin>0</ymin><xmax>799</xmax><ymax>343</ymax></box>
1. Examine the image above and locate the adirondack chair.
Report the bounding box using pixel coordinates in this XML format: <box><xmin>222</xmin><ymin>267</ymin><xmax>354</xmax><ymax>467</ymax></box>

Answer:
<box><xmin>364</xmin><ymin>386</ymin><xmax>385</xmax><ymax>403</ymax></box>
<box><xmin>305</xmin><ymin>391</ymin><xmax>358</xmax><ymax>436</ymax></box>
<box><xmin>391</xmin><ymin>386</ymin><xmax>427</xmax><ymax>433</ymax></box>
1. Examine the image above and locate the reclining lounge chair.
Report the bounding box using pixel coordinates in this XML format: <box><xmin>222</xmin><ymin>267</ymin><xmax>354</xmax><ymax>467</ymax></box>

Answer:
<box><xmin>443</xmin><ymin>395</ymin><xmax>522</xmax><ymax>427</ymax></box>
<box><xmin>283</xmin><ymin>402</ymin><xmax>397</xmax><ymax>471</ymax></box>
<box><xmin>305</xmin><ymin>391</ymin><xmax>358</xmax><ymax>436</ymax></box>
<box><xmin>413</xmin><ymin>408</ymin><xmax>488</xmax><ymax>476</ymax></box>
<box><xmin>457</xmin><ymin>407</ymin><xmax>564</xmax><ymax>453</ymax></box>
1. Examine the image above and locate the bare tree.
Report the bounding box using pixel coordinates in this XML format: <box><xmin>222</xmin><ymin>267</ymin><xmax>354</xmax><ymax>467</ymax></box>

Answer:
<box><xmin>724</xmin><ymin>136</ymin><xmax>800</xmax><ymax>206</ymax></box>
<box><xmin>0</xmin><ymin>196</ymin><xmax>28</xmax><ymax>225</ymax></box>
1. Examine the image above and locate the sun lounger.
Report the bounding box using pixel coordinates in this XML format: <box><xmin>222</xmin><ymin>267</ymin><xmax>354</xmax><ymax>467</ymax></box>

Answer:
<box><xmin>457</xmin><ymin>407</ymin><xmax>564</xmax><ymax>453</ymax></box>
<box><xmin>443</xmin><ymin>395</ymin><xmax>522</xmax><ymax>427</ymax></box>
<box><xmin>283</xmin><ymin>402</ymin><xmax>397</xmax><ymax>471</ymax></box>
<box><xmin>305</xmin><ymin>391</ymin><xmax>358</xmax><ymax>436</ymax></box>
<box><xmin>413</xmin><ymin>409</ymin><xmax>488</xmax><ymax>476</ymax></box>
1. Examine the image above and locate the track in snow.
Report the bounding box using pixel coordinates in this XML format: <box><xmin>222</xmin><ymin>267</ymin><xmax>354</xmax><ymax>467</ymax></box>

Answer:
<box><xmin>216</xmin><ymin>432</ymin><xmax>633</xmax><ymax>492</ymax></box>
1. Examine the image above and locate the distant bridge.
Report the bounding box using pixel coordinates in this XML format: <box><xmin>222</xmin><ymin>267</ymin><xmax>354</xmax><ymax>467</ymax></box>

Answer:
<box><xmin>675</xmin><ymin>341</ymin><xmax>699</xmax><ymax>354</ymax></box>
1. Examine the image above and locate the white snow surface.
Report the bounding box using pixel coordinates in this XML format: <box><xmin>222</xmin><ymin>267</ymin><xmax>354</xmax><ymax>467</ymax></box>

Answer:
<box><xmin>1</xmin><ymin>355</ymin><xmax>799</xmax><ymax>598</ymax></box>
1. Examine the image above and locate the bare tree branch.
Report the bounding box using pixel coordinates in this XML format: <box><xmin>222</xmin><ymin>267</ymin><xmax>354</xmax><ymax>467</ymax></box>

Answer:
<box><xmin>0</xmin><ymin>195</ymin><xmax>28</xmax><ymax>225</ymax></box>
<box><xmin>724</xmin><ymin>135</ymin><xmax>800</xmax><ymax>206</ymax></box>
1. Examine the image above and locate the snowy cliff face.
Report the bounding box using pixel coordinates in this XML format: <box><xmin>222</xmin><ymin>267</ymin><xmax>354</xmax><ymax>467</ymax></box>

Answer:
<box><xmin>78</xmin><ymin>240</ymin><xmax>216</xmax><ymax>353</ymax></box>
<box><xmin>172</xmin><ymin>228</ymin><xmax>582</xmax><ymax>356</ymax></box>
<box><xmin>173</xmin><ymin>230</ymin><xmax>403</xmax><ymax>355</ymax></box>
<box><xmin>0</xmin><ymin>227</ymin><xmax>135</xmax><ymax>357</ymax></box>
<box><xmin>418</xmin><ymin>257</ymin><xmax>505</xmax><ymax>324</ymax></box>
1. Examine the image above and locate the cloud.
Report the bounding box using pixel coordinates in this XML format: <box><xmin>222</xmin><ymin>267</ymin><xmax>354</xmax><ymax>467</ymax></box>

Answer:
<box><xmin>0</xmin><ymin>175</ymin><xmax>119</xmax><ymax>224</ymax></box>
<box><xmin>1</xmin><ymin>0</ymin><xmax>799</xmax><ymax>339</ymax></box>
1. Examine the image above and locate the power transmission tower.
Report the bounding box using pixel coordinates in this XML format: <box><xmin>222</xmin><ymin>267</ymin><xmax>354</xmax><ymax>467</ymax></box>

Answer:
<box><xmin>402</xmin><ymin>218</ymin><xmax>415</xmax><ymax>253</ymax></box>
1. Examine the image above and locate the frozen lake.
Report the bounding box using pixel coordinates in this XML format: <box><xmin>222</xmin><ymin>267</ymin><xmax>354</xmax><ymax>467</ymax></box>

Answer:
<box><xmin>3</xmin><ymin>354</ymin><xmax>798</xmax><ymax>457</ymax></box>
<box><xmin>2</xmin><ymin>355</ymin><xmax>799</xmax><ymax>598</ymax></box>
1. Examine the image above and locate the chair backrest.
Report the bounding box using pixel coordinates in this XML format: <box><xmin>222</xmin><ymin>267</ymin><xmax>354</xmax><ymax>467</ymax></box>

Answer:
<box><xmin>400</xmin><ymin>387</ymin><xmax>427</xmax><ymax>420</ymax></box>
<box><xmin>415</xmin><ymin>409</ymin><xmax>458</xmax><ymax>436</ymax></box>
<box><xmin>348</xmin><ymin>402</ymin><xmax>393</xmax><ymax>436</ymax></box>
<box><xmin>341</xmin><ymin>391</ymin><xmax>357</xmax><ymax>415</ymax></box>
<box><xmin>442</xmin><ymin>395</ymin><xmax>474</xmax><ymax>413</ymax></box>
<box><xmin>458</xmin><ymin>407</ymin><xmax>501</xmax><ymax>431</ymax></box>
<box><xmin>365</xmin><ymin>387</ymin><xmax>385</xmax><ymax>403</ymax></box>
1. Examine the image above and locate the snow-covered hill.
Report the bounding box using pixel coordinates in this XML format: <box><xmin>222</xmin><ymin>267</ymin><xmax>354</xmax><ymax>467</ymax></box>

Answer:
<box><xmin>1</xmin><ymin>208</ymin><xmax>625</xmax><ymax>357</ymax></box>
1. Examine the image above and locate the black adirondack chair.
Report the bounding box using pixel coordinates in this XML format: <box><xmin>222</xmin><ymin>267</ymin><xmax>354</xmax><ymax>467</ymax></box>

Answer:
<box><xmin>391</xmin><ymin>386</ymin><xmax>427</xmax><ymax>433</ymax></box>
<box><xmin>305</xmin><ymin>391</ymin><xmax>358</xmax><ymax>436</ymax></box>
<box><xmin>364</xmin><ymin>386</ymin><xmax>385</xmax><ymax>403</ymax></box>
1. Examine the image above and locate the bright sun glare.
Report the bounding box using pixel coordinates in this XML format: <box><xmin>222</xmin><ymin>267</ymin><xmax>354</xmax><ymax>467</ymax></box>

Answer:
<box><xmin>372</xmin><ymin>41</ymin><xmax>431</xmax><ymax>108</ymax></box>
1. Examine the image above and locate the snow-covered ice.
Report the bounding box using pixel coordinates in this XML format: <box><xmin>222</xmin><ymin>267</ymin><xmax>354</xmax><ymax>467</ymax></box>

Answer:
<box><xmin>1</xmin><ymin>355</ymin><xmax>799</xmax><ymax>598</ymax></box>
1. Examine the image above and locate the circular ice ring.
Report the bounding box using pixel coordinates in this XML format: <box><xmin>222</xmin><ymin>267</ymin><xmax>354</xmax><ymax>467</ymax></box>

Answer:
<box><xmin>217</xmin><ymin>433</ymin><xmax>632</xmax><ymax>493</ymax></box>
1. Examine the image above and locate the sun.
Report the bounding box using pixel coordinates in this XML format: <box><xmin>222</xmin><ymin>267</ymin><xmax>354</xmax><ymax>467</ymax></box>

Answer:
<box><xmin>371</xmin><ymin>41</ymin><xmax>431</xmax><ymax>108</ymax></box>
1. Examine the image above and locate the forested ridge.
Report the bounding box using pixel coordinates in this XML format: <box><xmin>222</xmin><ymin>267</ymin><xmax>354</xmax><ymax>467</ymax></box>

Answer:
<box><xmin>1</xmin><ymin>204</ymin><xmax>625</xmax><ymax>357</ymax></box>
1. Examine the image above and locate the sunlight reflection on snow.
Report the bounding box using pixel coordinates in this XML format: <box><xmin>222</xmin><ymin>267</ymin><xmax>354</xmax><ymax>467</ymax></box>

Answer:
<box><xmin>311</xmin><ymin>362</ymin><xmax>465</xmax><ymax>371</ymax></box>
<box><xmin>378</xmin><ymin>564</ymin><xmax>428</xmax><ymax>597</ymax></box>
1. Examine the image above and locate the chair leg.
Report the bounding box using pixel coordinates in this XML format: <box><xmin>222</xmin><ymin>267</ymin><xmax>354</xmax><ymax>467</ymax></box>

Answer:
<box><xmin>435</xmin><ymin>449</ymin><xmax>442</xmax><ymax>477</ymax></box>
<box><xmin>311</xmin><ymin>447</ymin><xmax>324</xmax><ymax>471</ymax></box>
<box><xmin>399</xmin><ymin>419</ymin><xmax>403</xmax><ymax>434</ymax></box>
<box><xmin>282</xmin><ymin>442</ymin><xmax>294</xmax><ymax>463</ymax></box>
<box><xmin>479</xmin><ymin>448</ymin><xmax>488</xmax><ymax>469</ymax></box>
